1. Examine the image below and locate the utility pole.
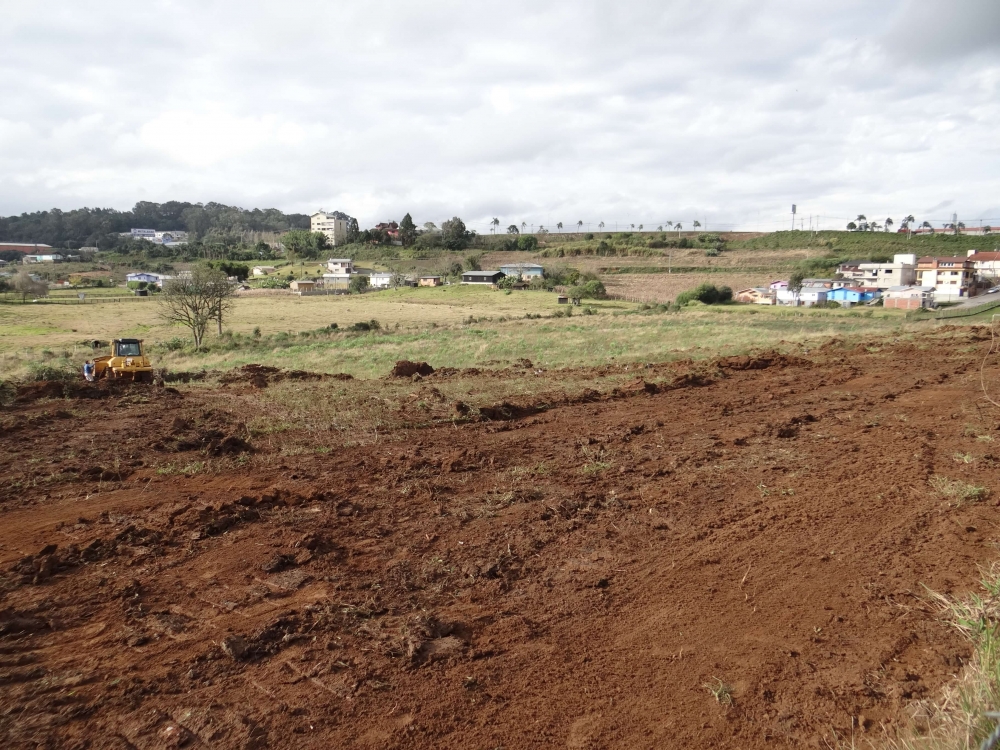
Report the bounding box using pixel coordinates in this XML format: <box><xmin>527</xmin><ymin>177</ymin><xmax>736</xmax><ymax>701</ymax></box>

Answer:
<box><xmin>791</xmin><ymin>204</ymin><xmax>797</xmax><ymax>231</ymax></box>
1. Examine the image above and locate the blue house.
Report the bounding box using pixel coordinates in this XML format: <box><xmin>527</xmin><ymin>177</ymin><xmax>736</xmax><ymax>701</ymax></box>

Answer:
<box><xmin>499</xmin><ymin>262</ymin><xmax>544</xmax><ymax>279</ymax></box>
<box><xmin>827</xmin><ymin>287</ymin><xmax>878</xmax><ymax>306</ymax></box>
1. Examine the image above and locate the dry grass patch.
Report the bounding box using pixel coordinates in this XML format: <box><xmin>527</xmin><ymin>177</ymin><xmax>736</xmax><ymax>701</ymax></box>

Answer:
<box><xmin>929</xmin><ymin>475</ymin><xmax>989</xmax><ymax>505</ymax></box>
<box><xmin>886</xmin><ymin>564</ymin><xmax>1000</xmax><ymax>749</ymax></box>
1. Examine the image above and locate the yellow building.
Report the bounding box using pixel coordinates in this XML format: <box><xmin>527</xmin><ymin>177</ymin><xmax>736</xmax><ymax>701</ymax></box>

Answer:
<box><xmin>310</xmin><ymin>211</ymin><xmax>348</xmax><ymax>245</ymax></box>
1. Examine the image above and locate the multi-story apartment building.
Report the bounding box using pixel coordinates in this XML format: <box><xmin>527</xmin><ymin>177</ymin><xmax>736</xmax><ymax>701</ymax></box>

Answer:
<box><xmin>311</xmin><ymin>211</ymin><xmax>348</xmax><ymax>245</ymax></box>
<box><xmin>838</xmin><ymin>254</ymin><xmax>916</xmax><ymax>289</ymax></box>
<box><xmin>916</xmin><ymin>256</ymin><xmax>977</xmax><ymax>302</ymax></box>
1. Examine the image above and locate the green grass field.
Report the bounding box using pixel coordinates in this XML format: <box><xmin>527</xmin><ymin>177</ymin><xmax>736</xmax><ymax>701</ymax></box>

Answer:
<box><xmin>0</xmin><ymin>282</ymin><xmax>933</xmax><ymax>381</ymax></box>
<box><xmin>4</xmin><ymin>229</ymin><xmax>989</xmax><ymax>383</ymax></box>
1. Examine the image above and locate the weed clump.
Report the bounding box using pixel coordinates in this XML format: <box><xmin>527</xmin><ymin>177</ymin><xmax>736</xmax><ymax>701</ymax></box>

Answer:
<box><xmin>26</xmin><ymin>363</ymin><xmax>77</xmax><ymax>382</ymax></box>
<box><xmin>703</xmin><ymin>678</ymin><xmax>733</xmax><ymax>706</ymax></box>
<box><xmin>930</xmin><ymin>475</ymin><xmax>988</xmax><ymax>505</ymax></box>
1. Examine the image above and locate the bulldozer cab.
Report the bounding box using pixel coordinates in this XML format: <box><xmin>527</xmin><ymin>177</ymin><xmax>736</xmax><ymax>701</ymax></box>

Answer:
<box><xmin>91</xmin><ymin>338</ymin><xmax>153</xmax><ymax>383</ymax></box>
<box><xmin>114</xmin><ymin>339</ymin><xmax>143</xmax><ymax>357</ymax></box>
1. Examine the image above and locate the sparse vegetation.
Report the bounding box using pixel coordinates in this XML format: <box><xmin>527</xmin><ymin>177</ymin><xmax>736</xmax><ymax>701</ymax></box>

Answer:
<box><xmin>704</xmin><ymin>678</ymin><xmax>733</xmax><ymax>706</ymax></box>
<box><xmin>895</xmin><ymin>564</ymin><xmax>1000</xmax><ymax>749</ymax></box>
<box><xmin>929</xmin><ymin>475</ymin><xmax>988</xmax><ymax>505</ymax></box>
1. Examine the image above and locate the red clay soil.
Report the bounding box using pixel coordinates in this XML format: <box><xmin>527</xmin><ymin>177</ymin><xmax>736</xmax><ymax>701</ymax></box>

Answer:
<box><xmin>2</xmin><ymin>328</ymin><xmax>1000</xmax><ymax>748</ymax></box>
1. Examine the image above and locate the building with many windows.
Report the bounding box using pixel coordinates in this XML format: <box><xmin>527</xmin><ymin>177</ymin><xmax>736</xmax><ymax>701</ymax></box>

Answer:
<box><xmin>916</xmin><ymin>256</ymin><xmax>977</xmax><ymax>302</ymax></box>
<box><xmin>311</xmin><ymin>211</ymin><xmax>349</xmax><ymax>245</ymax></box>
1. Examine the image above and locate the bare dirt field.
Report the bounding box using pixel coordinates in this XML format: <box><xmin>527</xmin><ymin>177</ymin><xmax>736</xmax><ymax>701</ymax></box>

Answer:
<box><xmin>2</xmin><ymin>326</ymin><xmax>999</xmax><ymax>748</ymax></box>
<box><xmin>602</xmin><ymin>273</ymin><xmax>770</xmax><ymax>303</ymax></box>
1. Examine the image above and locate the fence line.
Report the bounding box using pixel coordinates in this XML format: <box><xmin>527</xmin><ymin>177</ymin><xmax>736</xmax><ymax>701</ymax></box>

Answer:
<box><xmin>605</xmin><ymin>292</ymin><xmax>667</xmax><ymax>304</ymax></box>
<box><xmin>0</xmin><ymin>295</ymin><xmax>154</xmax><ymax>305</ymax></box>
<box><xmin>935</xmin><ymin>298</ymin><xmax>1000</xmax><ymax>320</ymax></box>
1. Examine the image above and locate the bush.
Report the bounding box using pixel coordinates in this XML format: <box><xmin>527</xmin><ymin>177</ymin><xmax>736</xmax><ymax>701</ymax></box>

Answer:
<box><xmin>568</xmin><ymin>279</ymin><xmax>607</xmax><ymax>300</ymax></box>
<box><xmin>27</xmin><ymin>363</ymin><xmax>77</xmax><ymax>382</ymax></box>
<box><xmin>584</xmin><ymin>233</ymin><xmax>594</xmax><ymax>240</ymax></box>
<box><xmin>163</xmin><ymin>337</ymin><xmax>186</xmax><ymax>351</ymax></box>
<box><xmin>349</xmin><ymin>275</ymin><xmax>370</xmax><ymax>294</ymax></box>
<box><xmin>704</xmin><ymin>247</ymin><xmax>720</xmax><ymax>257</ymax></box>
<box><xmin>516</xmin><ymin>235</ymin><xmax>538</xmax><ymax>252</ymax></box>
<box><xmin>256</xmin><ymin>276</ymin><xmax>290</xmax><ymax>289</ymax></box>
<box><xmin>675</xmin><ymin>283</ymin><xmax>733</xmax><ymax>305</ymax></box>
<box><xmin>496</xmin><ymin>275</ymin><xmax>520</xmax><ymax>290</ymax></box>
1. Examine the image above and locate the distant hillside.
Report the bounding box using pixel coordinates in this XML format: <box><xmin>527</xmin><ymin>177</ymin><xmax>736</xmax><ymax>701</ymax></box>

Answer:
<box><xmin>0</xmin><ymin>201</ymin><xmax>314</xmax><ymax>249</ymax></box>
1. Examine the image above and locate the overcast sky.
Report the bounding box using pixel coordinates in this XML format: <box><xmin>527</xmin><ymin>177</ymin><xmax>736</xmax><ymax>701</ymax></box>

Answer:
<box><xmin>1</xmin><ymin>0</ymin><xmax>998</xmax><ymax>232</ymax></box>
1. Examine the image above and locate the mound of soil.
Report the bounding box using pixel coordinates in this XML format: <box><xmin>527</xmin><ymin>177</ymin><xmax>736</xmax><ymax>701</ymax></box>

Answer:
<box><xmin>714</xmin><ymin>351</ymin><xmax>813</xmax><ymax>370</ymax></box>
<box><xmin>219</xmin><ymin>364</ymin><xmax>348</xmax><ymax>388</ymax></box>
<box><xmin>14</xmin><ymin>381</ymin><xmax>65</xmax><ymax>403</ymax></box>
<box><xmin>390</xmin><ymin>360</ymin><xmax>435</xmax><ymax>377</ymax></box>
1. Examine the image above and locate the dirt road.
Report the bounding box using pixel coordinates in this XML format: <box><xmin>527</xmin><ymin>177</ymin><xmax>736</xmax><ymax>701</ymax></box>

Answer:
<box><xmin>1</xmin><ymin>328</ymin><xmax>998</xmax><ymax>748</ymax></box>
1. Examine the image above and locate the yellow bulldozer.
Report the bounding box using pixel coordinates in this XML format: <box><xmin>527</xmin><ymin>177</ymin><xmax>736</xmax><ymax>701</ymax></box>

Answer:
<box><xmin>90</xmin><ymin>338</ymin><xmax>154</xmax><ymax>383</ymax></box>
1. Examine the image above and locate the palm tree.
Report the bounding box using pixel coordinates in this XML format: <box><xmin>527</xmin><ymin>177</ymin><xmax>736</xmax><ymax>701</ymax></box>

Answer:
<box><xmin>657</xmin><ymin>225</ymin><xmax>663</xmax><ymax>232</ymax></box>
<box><xmin>507</xmin><ymin>224</ymin><xmax>519</xmax><ymax>234</ymax></box>
<box><xmin>557</xmin><ymin>222</ymin><xmax>563</xmax><ymax>232</ymax></box>
<box><xmin>630</xmin><ymin>224</ymin><xmax>635</xmax><ymax>230</ymax></box>
<box><xmin>921</xmin><ymin>221</ymin><xmax>932</xmax><ymax>229</ymax></box>
<box><xmin>521</xmin><ymin>221</ymin><xmax>527</xmax><ymax>233</ymax></box>
<box><xmin>491</xmin><ymin>217</ymin><xmax>500</xmax><ymax>234</ymax></box>
<box><xmin>693</xmin><ymin>220</ymin><xmax>702</xmax><ymax>230</ymax></box>
<box><xmin>577</xmin><ymin>220</ymin><xmax>583</xmax><ymax>232</ymax></box>
<box><xmin>675</xmin><ymin>222</ymin><xmax>682</xmax><ymax>235</ymax></box>
<box><xmin>884</xmin><ymin>217</ymin><xmax>893</xmax><ymax>233</ymax></box>
<box><xmin>598</xmin><ymin>221</ymin><xmax>605</xmax><ymax>230</ymax></box>
<box><xmin>666</xmin><ymin>221</ymin><xmax>673</xmax><ymax>229</ymax></box>
<box><xmin>638</xmin><ymin>224</ymin><xmax>643</xmax><ymax>231</ymax></box>
<box><xmin>957</xmin><ymin>221</ymin><xmax>966</xmax><ymax>234</ymax></box>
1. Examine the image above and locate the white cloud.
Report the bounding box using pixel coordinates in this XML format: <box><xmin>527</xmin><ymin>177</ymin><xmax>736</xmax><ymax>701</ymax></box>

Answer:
<box><xmin>0</xmin><ymin>0</ymin><xmax>997</xmax><ymax>231</ymax></box>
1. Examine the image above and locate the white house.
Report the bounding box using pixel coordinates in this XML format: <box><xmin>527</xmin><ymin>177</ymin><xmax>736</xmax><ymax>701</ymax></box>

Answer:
<box><xmin>369</xmin><ymin>272</ymin><xmax>395</xmax><ymax>289</ymax></box>
<box><xmin>252</xmin><ymin>266</ymin><xmax>277</xmax><ymax>276</ymax></box>
<box><xmin>125</xmin><ymin>272</ymin><xmax>167</xmax><ymax>287</ymax></box>
<box><xmin>326</xmin><ymin>258</ymin><xmax>353</xmax><ymax>275</ymax></box>
<box><xmin>854</xmin><ymin>254</ymin><xmax>917</xmax><ymax>289</ymax></box>
<box><xmin>776</xmin><ymin>286</ymin><xmax>828</xmax><ymax>306</ymax></box>
<box><xmin>127</xmin><ymin>229</ymin><xmax>188</xmax><ymax>245</ymax></box>
<box><xmin>967</xmin><ymin>250</ymin><xmax>1000</xmax><ymax>283</ymax></box>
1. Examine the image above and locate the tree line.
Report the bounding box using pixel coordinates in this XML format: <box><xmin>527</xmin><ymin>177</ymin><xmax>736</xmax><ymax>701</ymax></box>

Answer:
<box><xmin>0</xmin><ymin>201</ymin><xmax>313</xmax><ymax>250</ymax></box>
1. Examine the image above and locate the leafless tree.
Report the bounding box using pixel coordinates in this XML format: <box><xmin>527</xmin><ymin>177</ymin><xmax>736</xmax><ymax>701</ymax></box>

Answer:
<box><xmin>160</xmin><ymin>266</ymin><xmax>235</xmax><ymax>347</ymax></box>
<box><xmin>13</xmin><ymin>269</ymin><xmax>47</xmax><ymax>302</ymax></box>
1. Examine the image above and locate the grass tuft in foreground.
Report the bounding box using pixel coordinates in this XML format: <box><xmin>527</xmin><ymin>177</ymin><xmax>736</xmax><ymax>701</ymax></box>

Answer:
<box><xmin>929</xmin><ymin>476</ymin><xmax>989</xmax><ymax>506</ymax></box>
<box><xmin>892</xmin><ymin>564</ymin><xmax>1000</xmax><ymax>749</ymax></box>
